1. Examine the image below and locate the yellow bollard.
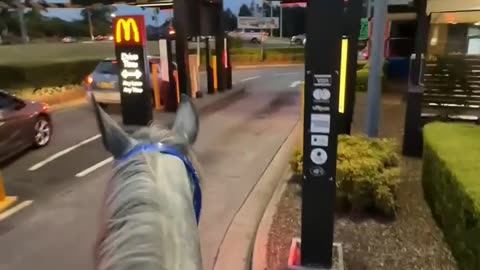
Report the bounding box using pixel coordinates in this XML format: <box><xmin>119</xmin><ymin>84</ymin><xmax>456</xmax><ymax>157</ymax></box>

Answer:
<box><xmin>152</xmin><ymin>63</ymin><xmax>162</xmax><ymax>110</ymax></box>
<box><xmin>189</xmin><ymin>54</ymin><xmax>199</xmax><ymax>98</ymax></box>
<box><xmin>211</xmin><ymin>55</ymin><xmax>217</xmax><ymax>92</ymax></box>
<box><xmin>173</xmin><ymin>70</ymin><xmax>180</xmax><ymax>104</ymax></box>
<box><xmin>300</xmin><ymin>82</ymin><xmax>305</xmax><ymax>149</ymax></box>
<box><xmin>0</xmin><ymin>172</ymin><xmax>17</xmax><ymax>213</ymax></box>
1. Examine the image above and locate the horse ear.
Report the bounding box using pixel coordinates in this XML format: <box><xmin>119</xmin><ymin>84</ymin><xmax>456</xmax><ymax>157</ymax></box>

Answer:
<box><xmin>172</xmin><ymin>94</ymin><xmax>199</xmax><ymax>145</ymax></box>
<box><xmin>91</xmin><ymin>96</ymin><xmax>134</xmax><ymax>158</ymax></box>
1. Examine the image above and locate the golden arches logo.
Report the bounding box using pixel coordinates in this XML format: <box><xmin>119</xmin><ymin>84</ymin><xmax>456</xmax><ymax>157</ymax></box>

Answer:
<box><xmin>115</xmin><ymin>18</ymin><xmax>140</xmax><ymax>43</ymax></box>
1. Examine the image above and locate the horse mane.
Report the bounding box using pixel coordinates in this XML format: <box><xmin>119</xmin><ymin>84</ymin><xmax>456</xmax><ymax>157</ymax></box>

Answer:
<box><xmin>93</xmin><ymin>126</ymin><xmax>203</xmax><ymax>270</ymax></box>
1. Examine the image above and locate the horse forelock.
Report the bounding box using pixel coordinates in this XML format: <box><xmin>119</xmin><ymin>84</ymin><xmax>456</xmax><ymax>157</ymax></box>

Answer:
<box><xmin>94</xmin><ymin>126</ymin><xmax>203</xmax><ymax>270</ymax></box>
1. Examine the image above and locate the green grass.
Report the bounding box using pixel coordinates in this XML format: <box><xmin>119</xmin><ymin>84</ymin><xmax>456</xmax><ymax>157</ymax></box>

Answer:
<box><xmin>423</xmin><ymin>122</ymin><xmax>480</xmax><ymax>270</ymax></box>
<box><xmin>0</xmin><ymin>42</ymin><xmax>306</xmax><ymax>66</ymax></box>
<box><xmin>0</xmin><ymin>41</ymin><xmax>162</xmax><ymax>65</ymax></box>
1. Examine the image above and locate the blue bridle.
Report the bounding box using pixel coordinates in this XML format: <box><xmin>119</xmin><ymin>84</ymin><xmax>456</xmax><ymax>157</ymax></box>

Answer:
<box><xmin>115</xmin><ymin>143</ymin><xmax>202</xmax><ymax>225</ymax></box>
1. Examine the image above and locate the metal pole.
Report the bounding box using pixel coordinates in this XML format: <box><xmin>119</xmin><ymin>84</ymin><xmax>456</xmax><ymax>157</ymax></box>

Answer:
<box><xmin>197</xmin><ymin>38</ymin><xmax>201</xmax><ymax>95</ymax></box>
<box><xmin>365</xmin><ymin>0</ymin><xmax>387</xmax><ymax>137</ymax></box>
<box><xmin>270</xmin><ymin>3</ymin><xmax>273</xmax><ymax>37</ymax></box>
<box><xmin>280</xmin><ymin>3</ymin><xmax>283</xmax><ymax>38</ymax></box>
<box><xmin>87</xmin><ymin>8</ymin><xmax>94</xmax><ymax>40</ymax></box>
<box><xmin>17</xmin><ymin>7</ymin><xmax>28</xmax><ymax>44</ymax></box>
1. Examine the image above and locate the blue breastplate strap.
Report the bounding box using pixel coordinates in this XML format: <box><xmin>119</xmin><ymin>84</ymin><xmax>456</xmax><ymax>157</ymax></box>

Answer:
<box><xmin>116</xmin><ymin>143</ymin><xmax>202</xmax><ymax>224</ymax></box>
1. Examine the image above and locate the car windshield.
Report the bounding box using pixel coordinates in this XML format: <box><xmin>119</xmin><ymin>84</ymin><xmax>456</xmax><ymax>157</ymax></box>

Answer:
<box><xmin>94</xmin><ymin>61</ymin><xmax>118</xmax><ymax>74</ymax></box>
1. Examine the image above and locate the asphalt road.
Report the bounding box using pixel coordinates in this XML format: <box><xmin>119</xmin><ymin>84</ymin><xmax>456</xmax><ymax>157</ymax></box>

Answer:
<box><xmin>90</xmin><ymin>37</ymin><xmax>296</xmax><ymax>49</ymax></box>
<box><xmin>0</xmin><ymin>66</ymin><xmax>303</xmax><ymax>270</ymax></box>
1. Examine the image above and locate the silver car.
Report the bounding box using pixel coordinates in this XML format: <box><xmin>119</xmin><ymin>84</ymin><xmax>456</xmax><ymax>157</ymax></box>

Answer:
<box><xmin>83</xmin><ymin>57</ymin><xmax>177</xmax><ymax>108</ymax></box>
<box><xmin>290</xmin><ymin>34</ymin><xmax>305</xmax><ymax>45</ymax></box>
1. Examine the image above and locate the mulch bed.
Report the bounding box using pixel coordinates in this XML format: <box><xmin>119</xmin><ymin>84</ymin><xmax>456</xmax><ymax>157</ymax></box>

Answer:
<box><xmin>266</xmin><ymin>90</ymin><xmax>458</xmax><ymax>270</ymax></box>
<box><xmin>267</xmin><ymin>158</ymin><xmax>457</xmax><ymax>270</ymax></box>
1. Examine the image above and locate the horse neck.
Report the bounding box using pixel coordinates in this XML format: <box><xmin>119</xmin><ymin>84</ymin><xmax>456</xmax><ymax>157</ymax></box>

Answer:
<box><xmin>95</xmin><ymin>153</ymin><xmax>203</xmax><ymax>270</ymax></box>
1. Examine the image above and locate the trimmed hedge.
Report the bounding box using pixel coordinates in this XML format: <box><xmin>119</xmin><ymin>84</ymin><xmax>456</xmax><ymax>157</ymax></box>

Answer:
<box><xmin>355</xmin><ymin>61</ymin><xmax>387</xmax><ymax>92</ymax></box>
<box><xmin>0</xmin><ymin>47</ymin><xmax>305</xmax><ymax>89</ymax></box>
<box><xmin>423</xmin><ymin>123</ymin><xmax>480</xmax><ymax>270</ymax></box>
<box><xmin>0</xmin><ymin>60</ymin><xmax>99</xmax><ymax>89</ymax></box>
<box><xmin>290</xmin><ymin>135</ymin><xmax>400</xmax><ymax>216</ymax></box>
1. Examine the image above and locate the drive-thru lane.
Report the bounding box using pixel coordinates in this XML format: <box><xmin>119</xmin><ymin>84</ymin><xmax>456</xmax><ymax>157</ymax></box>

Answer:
<box><xmin>0</xmin><ymin>66</ymin><xmax>303</xmax><ymax>270</ymax></box>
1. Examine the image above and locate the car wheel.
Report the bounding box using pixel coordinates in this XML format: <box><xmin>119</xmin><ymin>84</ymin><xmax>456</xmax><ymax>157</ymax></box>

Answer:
<box><xmin>251</xmin><ymin>38</ymin><xmax>259</xmax><ymax>44</ymax></box>
<box><xmin>33</xmin><ymin>116</ymin><xmax>52</xmax><ymax>148</ymax></box>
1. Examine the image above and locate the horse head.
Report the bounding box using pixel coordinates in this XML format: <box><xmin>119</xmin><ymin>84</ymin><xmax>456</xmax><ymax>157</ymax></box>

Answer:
<box><xmin>91</xmin><ymin>94</ymin><xmax>203</xmax><ymax>270</ymax></box>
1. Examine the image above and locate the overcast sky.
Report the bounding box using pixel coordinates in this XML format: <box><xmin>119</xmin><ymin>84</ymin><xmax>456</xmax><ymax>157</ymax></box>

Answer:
<box><xmin>44</xmin><ymin>0</ymin><xmax>253</xmax><ymax>25</ymax></box>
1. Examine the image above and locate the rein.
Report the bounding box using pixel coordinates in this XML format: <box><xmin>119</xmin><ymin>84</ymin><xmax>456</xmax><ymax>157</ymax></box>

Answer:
<box><xmin>115</xmin><ymin>143</ymin><xmax>202</xmax><ymax>224</ymax></box>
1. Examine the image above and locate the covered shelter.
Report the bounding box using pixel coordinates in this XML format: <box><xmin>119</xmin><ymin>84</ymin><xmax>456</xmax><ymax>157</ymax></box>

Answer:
<box><xmin>66</xmin><ymin>0</ymin><xmax>228</xmax><ymax>96</ymax></box>
<box><xmin>426</xmin><ymin>0</ymin><xmax>480</xmax><ymax>57</ymax></box>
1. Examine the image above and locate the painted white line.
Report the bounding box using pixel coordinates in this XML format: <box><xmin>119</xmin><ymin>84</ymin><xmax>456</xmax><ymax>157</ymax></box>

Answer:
<box><xmin>289</xmin><ymin>80</ymin><xmax>303</xmax><ymax>88</ymax></box>
<box><xmin>75</xmin><ymin>157</ymin><xmax>113</xmax><ymax>178</ymax></box>
<box><xmin>28</xmin><ymin>134</ymin><xmax>101</xmax><ymax>171</ymax></box>
<box><xmin>274</xmin><ymin>72</ymin><xmax>299</xmax><ymax>76</ymax></box>
<box><xmin>239</xmin><ymin>76</ymin><xmax>260</xmax><ymax>82</ymax></box>
<box><xmin>0</xmin><ymin>200</ymin><xmax>33</xmax><ymax>221</ymax></box>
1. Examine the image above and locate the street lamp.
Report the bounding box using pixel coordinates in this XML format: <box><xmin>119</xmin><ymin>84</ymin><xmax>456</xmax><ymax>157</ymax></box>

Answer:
<box><xmin>111</xmin><ymin>13</ymin><xmax>116</xmax><ymax>18</ymax></box>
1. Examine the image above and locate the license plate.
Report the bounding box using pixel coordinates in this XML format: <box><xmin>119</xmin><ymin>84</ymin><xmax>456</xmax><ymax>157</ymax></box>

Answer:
<box><xmin>98</xmin><ymin>82</ymin><xmax>114</xmax><ymax>89</ymax></box>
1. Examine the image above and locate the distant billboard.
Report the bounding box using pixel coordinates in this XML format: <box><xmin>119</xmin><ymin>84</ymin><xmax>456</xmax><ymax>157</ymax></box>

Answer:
<box><xmin>388</xmin><ymin>0</ymin><xmax>413</xmax><ymax>5</ymax></box>
<box><xmin>237</xmin><ymin>16</ymin><xmax>279</xmax><ymax>29</ymax></box>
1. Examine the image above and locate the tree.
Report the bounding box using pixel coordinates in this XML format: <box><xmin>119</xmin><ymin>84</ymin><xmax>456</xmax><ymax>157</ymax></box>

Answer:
<box><xmin>80</xmin><ymin>4</ymin><xmax>116</xmax><ymax>36</ymax></box>
<box><xmin>249</xmin><ymin>0</ymin><xmax>255</xmax><ymax>15</ymax></box>
<box><xmin>238</xmin><ymin>3</ymin><xmax>252</xmax><ymax>17</ymax></box>
<box><xmin>0</xmin><ymin>0</ymin><xmax>17</xmax><ymax>35</ymax></box>
<box><xmin>222</xmin><ymin>8</ymin><xmax>237</xmax><ymax>31</ymax></box>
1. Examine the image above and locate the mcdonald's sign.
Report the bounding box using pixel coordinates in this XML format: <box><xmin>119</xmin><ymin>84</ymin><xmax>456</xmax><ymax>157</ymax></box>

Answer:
<box><xmin>113</xmin><ymin>15</ymin><xmax>146</xmax><ymax>45</ymax></box>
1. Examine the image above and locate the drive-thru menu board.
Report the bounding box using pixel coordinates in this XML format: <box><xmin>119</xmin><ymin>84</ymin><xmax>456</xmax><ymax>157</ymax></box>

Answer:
<box><xmin>113</xmin><ymin>15</ymin><xmax>153</xmax><ymax>126</ymax></box>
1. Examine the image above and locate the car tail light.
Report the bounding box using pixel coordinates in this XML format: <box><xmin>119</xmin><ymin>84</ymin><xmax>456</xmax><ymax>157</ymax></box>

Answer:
<box><xmin>168</xmin><ymin>27</ymin><xmax>176</xmax><ymax>35</ymax></box>
<box><xmin>84</xmin><ymin>75</ymin><xmax>93</xmax><ymax>85</ymax></box>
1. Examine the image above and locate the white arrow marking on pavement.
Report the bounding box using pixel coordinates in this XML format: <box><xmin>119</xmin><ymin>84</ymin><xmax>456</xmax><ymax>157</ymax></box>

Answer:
<box><xmin>0</xmin><ymin>200</ymin><xmax>33</xmax><ymax>221</ymax></box>
<box><xmin>289</xmin><ymin>80</ymin><xmax>303</xmax><ymax>88</ymax></box>
<box><xmin>75</xmin><ymin>157</ymin><xmax>114</xmax><ymax>178</ymax></box>
<box><xmin>239</xmin><ymin>76</ymin><xmax>260</xmax><ymax>82</ymax></box>
<box><xmin>28</xmin><ymin>134</ymin><xmax>101</xmax><ymax>171</ymax></box>
<box><xmin>121</xmin><ymin>69</ymin><xmax>142</xmax><ymax>79</ymax></box>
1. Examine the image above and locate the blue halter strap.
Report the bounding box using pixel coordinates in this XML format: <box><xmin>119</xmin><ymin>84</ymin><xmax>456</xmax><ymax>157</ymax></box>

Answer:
<box><xmin>116</xmin><ymin>143</ymin><xmax>202</xmax><ymax>224</ymax></box>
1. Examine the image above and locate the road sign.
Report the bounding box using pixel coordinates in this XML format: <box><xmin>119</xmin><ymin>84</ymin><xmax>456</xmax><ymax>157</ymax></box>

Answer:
<box><xmin>301</xmin><ymin>0</ymin><xmax>342</xmax><ymax>267</ymax></box>
<box><xmin>237</xmin><ymin>16</ymin><xmax>279</xmax><ymax>29</ymax></box>
<box><xmin>113</xmin><ymin>15</ymin><xmax>153</xmax><ymax>126</ymax></box>
<box><xmin>359</xmin><ymin>18</ymin><xmax>369</xmax><ymax>40</ymax></box>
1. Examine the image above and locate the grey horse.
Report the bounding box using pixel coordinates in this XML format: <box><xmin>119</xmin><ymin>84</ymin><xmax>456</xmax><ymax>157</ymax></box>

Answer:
<box><xmin>91</xmin><ymin>94</ymin><xmax>203</xmax><ymax>270</ymax></box>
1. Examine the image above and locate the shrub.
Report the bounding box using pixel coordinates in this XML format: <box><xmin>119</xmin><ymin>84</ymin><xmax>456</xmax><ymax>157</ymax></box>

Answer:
<box><xmin>355</xmin><ymin>61</ymin><xmax>387</xmax><ymax>92</ymax></box>
<box><xmin>228</xmin><ymin>36</ymin><xmax>243</xmax><ymax>49</ymax></box>
<box><xmin>0</xmin><ymin>59</ymin><xmax>98</xmax><ymax>89</ymax></box>
<box><xmin>0</xmin><ymin>47</ymin><xmax>306</xmax><ymax>90</ymax></box>
<box><xmin>423</xmin><ymin>123</ymin><xmax>480</xmax><ymax>270</ymax></box>
<box><xmin>290</xmin><ymin>135</ymin><xmax>400</xmax><ymax>216</ymax></box>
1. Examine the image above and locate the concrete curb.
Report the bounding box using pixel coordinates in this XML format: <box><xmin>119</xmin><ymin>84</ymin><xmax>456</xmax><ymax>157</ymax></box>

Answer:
<box><xmin>49</xmin><ymin>86</ymin><xmax>246</xmax><ymax>114</ymax></box>
<box><xmin>251</xmin><ymin>168</ymin><xmax>293</xmax><ymax>270</ymax></box>
<box><xmin>212</xmin><ymin>120</ymin><xmax>301</xmax><ymax>270</ymax></box>
<box><xmin>233</xmin><ymin>64</ymin><xmax>304</xmax><ymax>70</ymax></box>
